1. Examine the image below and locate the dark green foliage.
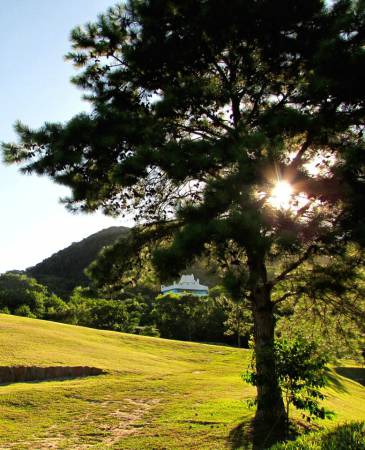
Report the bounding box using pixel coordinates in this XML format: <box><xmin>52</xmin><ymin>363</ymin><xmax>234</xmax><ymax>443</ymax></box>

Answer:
<box><xmin>13</xmin><ymin>304</ymin><xmax>35</xmax><ymax>318</ymax></box>
<box><xmin>209</xmin><ymin>285</ymin><xmax>252</xmax><ymax>347</ymax></box>
<box><xmin>27</xmin><ymin>226</ymin><xmax>129</xmax><ymax>298</ymax></box>
<box><xmin>152</xmin><ymin>294</ymin><xmax>202</xmax><ymax>341</ymax></box>
<box><xmin>222</xmin><ymin>298</ymin><xmax>252</xmax><ymax>348</ymax></box>
<box><xmin>152</xmin><ymin>293</ymin><xmax>228</xmax><ymax>342</ymax></box>
<box><xmin>76</xmin><ymin>298</ymin><xmax>141</xmax><ymax>332</ymax></box>
<box><xmin>67</xmin><ymin>287</ymin><xmax>145</xmax><ymax>332</ymax></box>
<box><xmin>0</xmin><ymin>272</ymin><xmax>67</xmax><ymax>320</ymax></box>
<box><xmin>42</xmin><ymin>294</ymin><xmax>71</xmax><ymax>322</ymax></box>
<box><xmin>66</xmin><ymin>287</ymin><xmax>241</xmax><ymax>341</ymax></box>
<box><xmin>134</xmin><ymin>324</ymin><xmax>160</xmax><ymax>337</ymax></box>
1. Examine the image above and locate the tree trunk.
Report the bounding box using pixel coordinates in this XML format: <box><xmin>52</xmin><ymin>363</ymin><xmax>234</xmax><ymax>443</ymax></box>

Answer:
<box><xmin>248</xmin><ymin>254</ymin><xmax>286</xmax><ymax>446</ymax></box>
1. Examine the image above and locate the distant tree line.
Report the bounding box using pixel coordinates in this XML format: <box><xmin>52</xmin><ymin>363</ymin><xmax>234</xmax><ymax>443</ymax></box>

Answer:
<box><xmin>0</xmin><ymin>272</ymin><xmax>252</xmax><ymax>346</ymax></box>
<box><xmin>0</xmin><ymin>271</ymin><xmax>363</xmax><ymax>363</ymax></box>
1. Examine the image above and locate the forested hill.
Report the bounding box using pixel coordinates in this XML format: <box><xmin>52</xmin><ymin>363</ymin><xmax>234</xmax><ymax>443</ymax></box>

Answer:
<box><xmin>27</xmin><ymin>226</ymin><xmax>130</xmax><ymax>297</ymax></box>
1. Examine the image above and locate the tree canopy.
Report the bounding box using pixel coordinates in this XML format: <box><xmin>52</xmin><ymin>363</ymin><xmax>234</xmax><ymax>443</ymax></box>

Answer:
<box><xmin>3</xmin><ymin>0</ymin><xmax>365</xmax><ymax>441</ymax></box>
<box><xmin>0</xmin><ymin>272</ymin><xmax>66</xmax><ymax>319</ymax></box>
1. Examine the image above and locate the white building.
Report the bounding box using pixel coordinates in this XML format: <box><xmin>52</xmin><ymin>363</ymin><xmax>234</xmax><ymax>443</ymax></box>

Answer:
<box><xmin>161</xmin><ymin>274</ymin><xmax>209</xmax><ymax>296</ymax></box>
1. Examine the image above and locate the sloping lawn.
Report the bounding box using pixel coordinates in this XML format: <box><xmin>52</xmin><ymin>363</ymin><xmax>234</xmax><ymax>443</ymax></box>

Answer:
<box><xmin>0</xmin><ymin>314</ymin><xmax>364</xmax><ymax>449</ymax></box>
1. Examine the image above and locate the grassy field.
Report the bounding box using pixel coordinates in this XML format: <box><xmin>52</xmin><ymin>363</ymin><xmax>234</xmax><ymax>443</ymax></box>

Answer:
<box><xmin>0</xmin><ymin>314</ymin><xmax>364</xmax><ymax>449</ymax></box>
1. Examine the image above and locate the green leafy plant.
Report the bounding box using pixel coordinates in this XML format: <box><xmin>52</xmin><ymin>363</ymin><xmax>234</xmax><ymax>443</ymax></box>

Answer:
<box><xmin>244</xmin><ymin>337</ymin><xmax>332</xmax><ymax>429</ymax></box>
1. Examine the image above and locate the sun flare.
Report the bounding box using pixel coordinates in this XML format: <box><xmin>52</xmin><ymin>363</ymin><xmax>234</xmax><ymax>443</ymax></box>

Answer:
<box><xmin>268</xmin><ymin>180</ymin><xmax>293</xmax><ymax>210</ymax></box>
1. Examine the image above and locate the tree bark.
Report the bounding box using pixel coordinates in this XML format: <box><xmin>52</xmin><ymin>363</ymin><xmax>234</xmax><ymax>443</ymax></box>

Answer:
<box><xmin>248</xmin><ymin>253</ymin><xmax>286</xmax><ymax>444</ymax></box>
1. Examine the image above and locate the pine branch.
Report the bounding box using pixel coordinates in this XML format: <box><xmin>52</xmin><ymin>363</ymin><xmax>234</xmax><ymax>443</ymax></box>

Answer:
<box><xmin>269</xmin><ymin>245</ymin><xmax>317</xmax><ymax>288</ymax></box>
<box><xmin>273</xmin><ymin>290</ymin><xmax>296</xmax><ymax>305</ymax></box>
<box><xmin>290</xmin><ymin>135</ymin><xmax>312</xmax><ymax>169</ymax></box>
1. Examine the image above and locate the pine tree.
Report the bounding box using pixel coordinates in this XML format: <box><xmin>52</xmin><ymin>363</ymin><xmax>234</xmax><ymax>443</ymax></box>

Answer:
<box><xmin>3</xmin><ymin>0</ymin><xmax>365</xmax><ymax>441</ymax></box>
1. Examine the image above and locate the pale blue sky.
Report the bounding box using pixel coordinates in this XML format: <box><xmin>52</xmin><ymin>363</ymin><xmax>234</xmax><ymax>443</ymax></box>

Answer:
<box><xmin>0</xmin><ymin>0</ymin><xmax>131</xmax><ymax>274</ymax></box>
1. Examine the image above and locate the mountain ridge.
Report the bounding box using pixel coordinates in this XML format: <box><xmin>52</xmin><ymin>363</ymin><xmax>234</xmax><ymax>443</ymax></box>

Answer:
<box><xmin>26</xmin><ymin>226</ymin><xmax>130</xmax><ymax>297</ymax></box>
<box><xmin>25</xmin><ymin>225</ymin><xmax>220</xmax><ymax>298</ymax></box>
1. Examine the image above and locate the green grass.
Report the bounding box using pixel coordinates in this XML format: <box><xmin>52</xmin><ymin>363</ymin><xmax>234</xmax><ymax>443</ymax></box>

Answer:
<box><xmin>271</xmin><ymin>422</ymin><xmax>365</xmax><ymax>449</ymax></box>
<box><xmin>0</xmin><ymin>314</ymin><xmax>364</xmax><ymax>449</ymax></box>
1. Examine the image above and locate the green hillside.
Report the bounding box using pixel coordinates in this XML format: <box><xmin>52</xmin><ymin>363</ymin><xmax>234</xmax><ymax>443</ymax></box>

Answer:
<box><xmin>0</xmin><ymin>315</ymin><xmax>364</xmax><ymax>449</ymax></box>
<box><xmin>26</xmin><ymin>226</ymin><xmax>130</xmax><ymax>297</ymax></box>
<box><xmin>25</xmin><ymin>225</ymin><xmax>221</xmax><ymax>299</ymax></box>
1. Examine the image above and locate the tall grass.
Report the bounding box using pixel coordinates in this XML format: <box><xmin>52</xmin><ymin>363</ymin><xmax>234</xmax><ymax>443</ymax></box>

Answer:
<box><xmin>271</xmin><ymin>422</ymin><xmax>365</xmax><ymax>449</ymax></box>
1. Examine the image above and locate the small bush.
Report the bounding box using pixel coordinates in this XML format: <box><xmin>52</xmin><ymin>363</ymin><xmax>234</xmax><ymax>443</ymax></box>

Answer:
<box><xmin>134</xmin><ymin>325</ymin><xmax>160</xmax><ymax>337</ymax></box>
<box><xmin>271</xmin><ymin>422</ymin><xmax>365</xmax><ymax>449</ymax></box>
<box><xmin>14</xmin><ymin>304</ymin><xmax>35</xmax><ymax>318</ymax></box>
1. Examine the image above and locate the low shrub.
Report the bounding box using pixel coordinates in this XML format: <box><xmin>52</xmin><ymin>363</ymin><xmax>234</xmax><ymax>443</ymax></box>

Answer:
<box><xmin>271</xmin><ymin>422</ymin><xmax>365</xmax><ymax>450</ymax></box>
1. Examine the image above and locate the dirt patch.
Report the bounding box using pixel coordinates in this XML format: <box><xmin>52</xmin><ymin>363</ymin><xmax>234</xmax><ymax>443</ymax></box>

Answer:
<box><xmin>0</xmin><ymin>366</ymin><xmax>105</xmax><ymax>384</ymax></box>
<box><xmin>24</xmin><ymin>436</ymin><xmax>63</xmax><ymax>450</ymax></box>
<box><xmin>102</xmin><ymin>398</ymin><xmax>161</xmax><ymax>445</ymax></box>
<box><xmin>4</xmin><ymin>397</ymin><xmax>160</xmax><ymax>449</ymax></box>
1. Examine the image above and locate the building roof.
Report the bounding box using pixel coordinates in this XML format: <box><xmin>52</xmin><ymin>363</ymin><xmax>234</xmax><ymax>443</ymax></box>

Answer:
<box><xmin>161</xmin><ymin>274</ymin><xmax>209</xmax><ymax>293</ymax></box>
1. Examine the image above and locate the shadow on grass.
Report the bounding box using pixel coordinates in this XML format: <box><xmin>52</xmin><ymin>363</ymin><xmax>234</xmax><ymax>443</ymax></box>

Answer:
<box><xmin>229</xmin><ymin>418</ymin><xmax>321</xmax><ymax>449</ymax></box>
<box><xmin>314</xmin><ymin>421</ymin><xmax>365</xmax><ymax>448</ymax></box>
<box><xmin>271</xmin><ymin>422</ymin><xmax>365</xmax><ymax>449</ymax></box>
<box><xmin>334</xmin><ymin>366</ymin><xmax>365</xmax><ymax>386</ymax></box>
<box><xmin>230</xmin><ymin>421</ymin><xmax>365</xmax><ymax>449</ymax></box>
<box><xmin>325</xmin><ymin>368</ymin><xmax>348</xmax><ymax>393</ymax></box>
<box><xmin>229</xmin><ymin>421</ymin><xmax>253</xmax><ymax>449</ymax></box>
<box><xmin>229</xmin><ymin>418</ymin><xmax>287</xmax><ymax>450</ymax></box>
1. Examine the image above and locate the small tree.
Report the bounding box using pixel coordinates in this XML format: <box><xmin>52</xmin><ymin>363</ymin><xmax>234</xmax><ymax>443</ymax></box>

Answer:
<box><xmin>209</xmin><ymin>286</ymin><xmax>252</xmax><ymax>347</ymax></box>
<box><xmin>244</xmin><ymin>337</ymin><xmax>331</xmax><ymax>431</ymax></box>
<box><xmin>275</xmin><ymin>339</ymin><xmax>331</xmax><ymax>425</ymax></box>
<box><xmin>223</xmin><ymin>300</ymin><xmax>251</xmax><ymax>348</ymax></box>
